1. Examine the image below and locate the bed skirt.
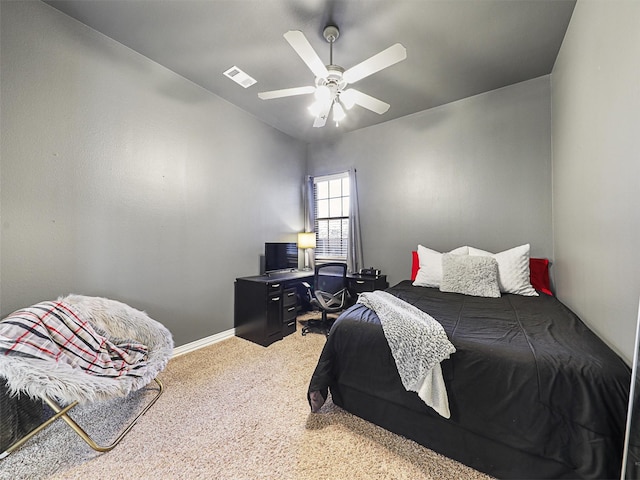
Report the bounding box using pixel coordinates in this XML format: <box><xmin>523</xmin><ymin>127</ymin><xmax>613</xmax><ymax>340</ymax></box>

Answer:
<box><xmin>331</xmin><ymin>383</ymin><xmax>578</xmax><ymax>479</ymax></box>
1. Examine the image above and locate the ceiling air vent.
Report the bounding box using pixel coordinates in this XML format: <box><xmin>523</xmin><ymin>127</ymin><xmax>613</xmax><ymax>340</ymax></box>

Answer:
<box><xmin>223</xmin><ymin>66</ymin><xmax>257</xmax><ymax>88</ymax></box>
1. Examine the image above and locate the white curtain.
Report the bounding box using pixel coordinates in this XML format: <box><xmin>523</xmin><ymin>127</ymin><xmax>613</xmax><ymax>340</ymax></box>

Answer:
<box><xmin>303</xmin><ymin>175</ymin><xmax>315</xmax><ymax>270</ymax></box>
<box><xmin>347</xmin><ymin>168</ymin><xmax>364</xmax><ymax>273</ymax></box>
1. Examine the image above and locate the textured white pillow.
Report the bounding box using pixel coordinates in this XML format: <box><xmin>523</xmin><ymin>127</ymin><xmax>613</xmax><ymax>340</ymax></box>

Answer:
<box><xmin>440</xmin><ymin>254</ymin><xmax>501</xmax><ymax>298</ymax></box>
<box><xmin>468</xmin><ymin>244</ymin><xmax>538</xmax><ymax>296</ymax></box>
<box><xmin>412</xmin><ymin>245</ymin><xmax>469</xmax><ymax>288</ymax></box>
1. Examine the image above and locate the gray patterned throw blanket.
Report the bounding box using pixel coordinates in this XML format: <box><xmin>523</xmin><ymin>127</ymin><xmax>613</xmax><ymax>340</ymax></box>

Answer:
<box><xmin>357</xmin><ymin>291</ymin><xmax>456</xmax><ymax>417</ymax></box>
<box><xmin>0</xmin><ymin>300</ymin><xmax>148</xmax><ymax>378</ymax></box>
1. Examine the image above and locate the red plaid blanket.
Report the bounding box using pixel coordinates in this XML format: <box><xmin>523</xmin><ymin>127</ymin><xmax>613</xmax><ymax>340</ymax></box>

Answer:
<box><xmin>0</xmin><ymin>300</ymin><xmax>148</xmax><ymax>378</ymax></box>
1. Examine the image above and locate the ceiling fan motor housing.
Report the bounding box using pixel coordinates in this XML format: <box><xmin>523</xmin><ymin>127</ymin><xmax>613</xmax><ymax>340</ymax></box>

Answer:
<box><xmin>316</xmin><ymin>64</ymin><xmax>346</xmax><ymax>92</ymax></box>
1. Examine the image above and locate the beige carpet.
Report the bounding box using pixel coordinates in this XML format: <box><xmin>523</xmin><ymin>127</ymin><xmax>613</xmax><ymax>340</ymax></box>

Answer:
<box><xmin>1</xmin><ymin>322</ymin><xmax>492</xmax><ymax>480</ymax></box>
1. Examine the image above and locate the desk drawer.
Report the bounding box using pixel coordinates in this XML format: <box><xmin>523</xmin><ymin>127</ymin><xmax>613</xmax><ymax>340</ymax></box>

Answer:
<box><xmin>282</xmin><ymin>318</ymin><xmax>296</xmax><ymax>337</ymax></box>
<box><xmin>283</xmin><ymin>287</ymin><xmax>297</xmax><ymax>307</ymax></box>
<box><xmin>283</xmin><ymin>303</ymin><xmax>297</xmax><ymax>321</ymax></box>
<box><xmin>348</xmin><ymin>278</ymin><xmax>377</xmax><ymax>293</ymax></box>
<box><xmin>347</xmin><ymin>275</ymin><xmax>389</xmax><ymax>298</ymax></box>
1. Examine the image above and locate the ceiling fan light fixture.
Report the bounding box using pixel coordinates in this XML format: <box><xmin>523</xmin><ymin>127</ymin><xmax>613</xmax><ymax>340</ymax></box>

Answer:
<box><xmin>308</xmin><ymin>101</ymin><xmax>323</xmax><ymax>117</ymax></box>
<box><xmin>314</xmin><ymin>85</ymin><xmax>331</xmax><ymax>102</ymax></box>
<box><xmin>333</xmin><ymin>102</ymin><xmax>346</xmax><ymax>123</ymax></box>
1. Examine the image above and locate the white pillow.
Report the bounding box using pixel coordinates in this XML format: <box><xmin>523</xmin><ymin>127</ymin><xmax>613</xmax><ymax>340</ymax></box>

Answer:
<box><xmin>468</xmin><ymin>244</ymin><xmax>538</xmax><ymax>296</ymax></box>
<box><xmin>440</xmin><ymin>254</ymin><xmax>501</xmax><ymax>298</ymax></box>
<box><xmin>412</xmin><ymin>245</ymin><xmax>469</xmax><ymax>288</ymax></box>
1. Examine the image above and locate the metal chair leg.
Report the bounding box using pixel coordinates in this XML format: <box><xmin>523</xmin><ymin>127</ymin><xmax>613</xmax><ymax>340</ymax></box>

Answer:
<box><xmin>1</xmin><ymin>400</ymin><xmax>78</xmax><ymax>459</ymax></box>
<box><xmin>1</xmin><ymin>378</ymin><xmax>163</xmax><ymax>457</ymax></box>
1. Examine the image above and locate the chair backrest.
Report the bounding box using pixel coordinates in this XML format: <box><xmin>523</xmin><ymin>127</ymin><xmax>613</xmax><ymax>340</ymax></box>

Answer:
<box><xmin>314</xmin><ymin>262</ymin><xmax>348</xmax><ymax>295</ymax></box>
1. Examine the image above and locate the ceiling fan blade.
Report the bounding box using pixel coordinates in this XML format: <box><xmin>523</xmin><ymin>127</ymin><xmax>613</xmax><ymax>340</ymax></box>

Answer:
<box><xmin>344</xmin><ymin>89</ymin><xmax>390</xmax><ymax>115</ymax></box>
<box><xmin>312</xmin><ymin>99</ymin><xmax>332</xmax><ymax>128</ymax></box>
<box><xmin>343</xmin><ymin>43</ymin><xmax>407</xmax><ymax>84</ymax></box>
<box><xmin>313</xmin><ymin>116</ymin><xmax>327</xmax><ymax>128</ymax></box>
<box><xmin>258</xmin><ymin>86</ymin><xmax>316</xmax><ymax>100</ymax></box>
<box><xmin>284</xmin><ymin>30</ymin><xmax>329</xmax><ymax>79</ymax></box>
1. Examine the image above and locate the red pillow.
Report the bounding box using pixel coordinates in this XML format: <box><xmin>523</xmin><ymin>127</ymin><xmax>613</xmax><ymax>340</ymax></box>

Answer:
<box><xmin>410</xmin><ymin>251</ymin><xmax>553</xmax><ymax>295</ymax></box>
<box><xmin>411</xmin><ymin>250</ymin><xmax>420</xmax><ymax>281</ymax></box>
<box><xmin>529</xmin><ymin>257</ymin><xmax>553</xmax><ymax>296</ymax></box>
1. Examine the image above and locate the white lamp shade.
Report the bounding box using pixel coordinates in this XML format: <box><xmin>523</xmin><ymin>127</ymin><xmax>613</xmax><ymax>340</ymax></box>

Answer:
<box><xmin>297</xmin><ymin>232</ymin><xmax>316</xmax><ymax>249</ymax></box>
<box><xmin>333</xmin><ymin>102</ymin><xmax>346</xmax><ymax>122</ymax></box>
<box><xmin>314</xmin><ymin>85</ymin><xmax>331</xmax><ymax>102</ymax></box>
<box><xmin>308</xmin><ymin>101</ymin><xmax>323</xmax><ymax>117</ymax></box>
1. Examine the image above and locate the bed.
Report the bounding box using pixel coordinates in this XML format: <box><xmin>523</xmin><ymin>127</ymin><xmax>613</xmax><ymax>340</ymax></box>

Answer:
<box><xmin>307</xmin><ymin>245</ymin><xmax>631</xmax><ymax>479</ymax></box>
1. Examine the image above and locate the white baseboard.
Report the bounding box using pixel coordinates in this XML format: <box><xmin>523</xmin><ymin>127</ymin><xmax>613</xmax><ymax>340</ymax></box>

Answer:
<box><xmin>171</xmin><ymin>328</ymin><xmax>236</xmax><ymax>358</ymax></box>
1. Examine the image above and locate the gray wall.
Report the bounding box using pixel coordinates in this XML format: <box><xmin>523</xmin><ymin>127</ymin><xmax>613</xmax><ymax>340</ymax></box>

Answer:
<box><xmin>551</xmin><ymin>0</ymin><xmax>640</xmax><ymax>362</ymax></box>
<box><xmin>307</xmin><ymin>76</ymin><xmax>553</xmax><ymax>286</ymax></box>
<box><xmin>0</xmin><ymin>1</ymin><xmax>306</xmax><ymax>347</ymax></box>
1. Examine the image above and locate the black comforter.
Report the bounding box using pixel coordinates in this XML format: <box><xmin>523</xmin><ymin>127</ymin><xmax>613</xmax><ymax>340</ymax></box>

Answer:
<box><xmin>308</xmin><ymin>281</ymin><xmax>631</xmax><ymax>479</ymax></box>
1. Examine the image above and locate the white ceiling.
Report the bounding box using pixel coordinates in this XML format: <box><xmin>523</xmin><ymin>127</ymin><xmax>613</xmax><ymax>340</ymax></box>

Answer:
<box><xmin>45</xmin><ymin>0</ymin><xmax>576</xmax><ymax>143</ymax></box>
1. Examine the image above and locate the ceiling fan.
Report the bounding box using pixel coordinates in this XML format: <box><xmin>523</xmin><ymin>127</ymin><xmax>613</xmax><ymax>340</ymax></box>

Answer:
<box><xmin>258</xmin><ymin>26</ymin><xmax>407</xmax><ymax>128</ymax></box>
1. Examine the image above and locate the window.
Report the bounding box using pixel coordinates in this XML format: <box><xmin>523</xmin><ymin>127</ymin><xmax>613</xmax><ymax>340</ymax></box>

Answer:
<box><xmin>314</xmin><ymin>172</ymin><xmax>349</xmax><ymax>261</ymax></box>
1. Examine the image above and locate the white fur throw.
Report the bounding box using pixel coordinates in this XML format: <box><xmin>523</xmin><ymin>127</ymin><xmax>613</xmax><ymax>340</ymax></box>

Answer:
<box><xmin>357</xmin><ymin>291</ymin><xmax>455</xmax><ymax>418</ymax></box>
<box><xmin>440</xmin><ymin>254</ymin><xmax>501</xmax><ymax>298</ymax></box>
<box><xmin>0</xmin><ymin>295</ymin><xmax>173</xmax><ymax>405</ymax></box>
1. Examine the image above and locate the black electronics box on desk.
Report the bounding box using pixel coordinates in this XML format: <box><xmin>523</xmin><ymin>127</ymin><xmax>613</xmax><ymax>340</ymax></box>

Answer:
<box><xmin>359</xmin><ymin>268</ymin><xmax>381</xmax><ymax>277</ymax></box>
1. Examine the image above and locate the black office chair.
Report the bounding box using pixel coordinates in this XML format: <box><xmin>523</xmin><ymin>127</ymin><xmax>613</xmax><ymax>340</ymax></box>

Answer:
<box><xmin>301</xmin><ymin>262</ymin><xmax>350</xmax><ymax>336</ymax></box>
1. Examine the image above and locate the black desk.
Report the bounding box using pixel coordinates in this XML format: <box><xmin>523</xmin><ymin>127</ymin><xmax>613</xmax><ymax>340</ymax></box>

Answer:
<box><xmin>234</xmin><ymin>270</ymin><xmax>313</xmax><ymax>347</ymax></box>
<box><xmin>234</xmin><ymin>270</ymin><xmax>388</xmax><ymax>347</ymax></box>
